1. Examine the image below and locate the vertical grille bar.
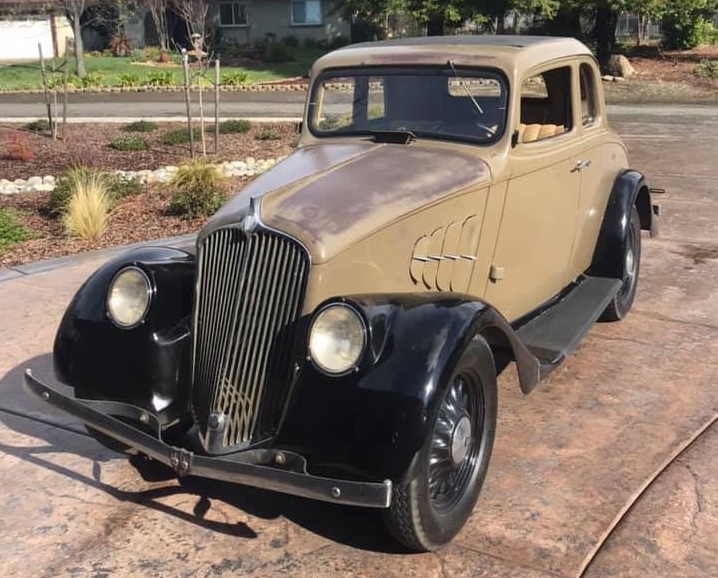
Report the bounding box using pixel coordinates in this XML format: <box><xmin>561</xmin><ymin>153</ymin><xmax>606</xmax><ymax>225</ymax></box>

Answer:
<box><xmin>191</xmin><ymin>227</ymin><xmax>309</xmax><ymax>452</ymax></box>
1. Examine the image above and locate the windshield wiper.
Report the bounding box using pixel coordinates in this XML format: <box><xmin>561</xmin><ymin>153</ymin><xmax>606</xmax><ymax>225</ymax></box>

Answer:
<box><xmin>370</xmin><ymin>130</ymin><xmax>416</xmax><ymax>145</ymax></box>
<box><xmin>447</xmin><ymin>60</ymin><xmax>484</xmax><ymax>115</ymax></box>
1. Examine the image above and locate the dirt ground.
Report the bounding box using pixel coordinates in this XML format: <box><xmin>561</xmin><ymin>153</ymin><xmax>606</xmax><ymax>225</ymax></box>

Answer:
<box><xmin>0</xmin><ymin>123</ymin><xmax>297</xmax><ymax>267</ymax></box>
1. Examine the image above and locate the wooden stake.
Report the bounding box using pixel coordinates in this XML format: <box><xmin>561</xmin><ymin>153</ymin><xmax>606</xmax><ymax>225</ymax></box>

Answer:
<box><xmin>62</xmin><ymin>38</ymin><xmax>69</xmax><ymax>139</ymax></box>
<box><xmin>182</xmin><ymin>49</ymin><xmax>195</xmax><ymax>158</ymax></box>
<box><xmin>38</xmin><ymin>43</ymin><xmax>54</xmax><ymax>139</ymax></box>
<box><xmin>197</xmin><ymin>59</ymin><xmax>207</xmax><ymax>157</ymax></box>
<box><xmin>214</xmin><ymin>58</ymin><xmax>220</xmax><ymax>155</ymax></box>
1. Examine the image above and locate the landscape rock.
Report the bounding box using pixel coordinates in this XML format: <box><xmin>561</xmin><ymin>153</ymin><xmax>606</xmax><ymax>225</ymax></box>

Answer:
<box><xmin>606</xmin><ymin>54</ymin><xmax>636</xmax><ymax>79</ymax></box>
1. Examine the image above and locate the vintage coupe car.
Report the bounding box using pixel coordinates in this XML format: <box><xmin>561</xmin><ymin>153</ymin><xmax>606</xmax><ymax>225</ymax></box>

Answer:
<box><xmin>26</xmin><ymin>36</ymin><xmax>659</xmax><ymax>551</ymax></box>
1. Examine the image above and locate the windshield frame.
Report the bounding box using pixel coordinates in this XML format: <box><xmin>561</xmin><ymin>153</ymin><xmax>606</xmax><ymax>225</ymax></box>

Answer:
<box><xmin>307</xmin><ymin>65</ymin><xmax>510</xmax><ymax>146</ymax></box>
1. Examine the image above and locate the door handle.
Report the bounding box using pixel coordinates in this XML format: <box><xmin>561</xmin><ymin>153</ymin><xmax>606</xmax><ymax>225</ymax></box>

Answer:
<box><xmin>571</xmin><ymin>160</ymin><xmax>591</xmax><ymax>173</ymax></box>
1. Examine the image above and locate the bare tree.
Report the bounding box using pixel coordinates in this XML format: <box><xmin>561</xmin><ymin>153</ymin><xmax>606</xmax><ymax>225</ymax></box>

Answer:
<box><xmin>58</xmin><ymin>0</ymin><xmax>93</xmax><ymax>77</ymax></box>
<box><xmin>146</xmin><ymin>0</ymin><xmax>171</xmax><ymax>51</ymax></box>
<box><xmin>172</xmin><ymin>0</ymin><xmax>209</xmax><ymax>49</ymax></box>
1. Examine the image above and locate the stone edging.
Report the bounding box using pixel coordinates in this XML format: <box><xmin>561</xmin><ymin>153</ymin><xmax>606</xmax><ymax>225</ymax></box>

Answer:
<box><xmin>0</xmin><ymin>156</ymin><xmax>284</xmax><ymax>195</ymax></box>
<box><xmin>0</xmin><ymin>84</ymin><xmax>308</xmax><ymax>95</ymax></box>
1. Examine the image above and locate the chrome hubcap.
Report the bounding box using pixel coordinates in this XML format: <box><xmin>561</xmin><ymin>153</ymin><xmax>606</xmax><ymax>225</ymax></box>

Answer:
<box><xmin>450</xmin><ymin>416</ymin><xmax>472</xmax><ymax>466</ymax></box>
<box><xmin>626</xmin><ymin>247</ymin><xmax>635</xmax><ymax>279</ymax></box>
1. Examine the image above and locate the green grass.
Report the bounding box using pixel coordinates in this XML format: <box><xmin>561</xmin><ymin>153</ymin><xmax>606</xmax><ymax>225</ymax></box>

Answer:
<box><xmin>0</xmin><ymin>209</ymin><xmax>32</xmax><ymax>253</ymax></box>
<box><xmin>0</xmin><ymin>49</ymin><xmax>326</xmax><ymax>90</ymax></box>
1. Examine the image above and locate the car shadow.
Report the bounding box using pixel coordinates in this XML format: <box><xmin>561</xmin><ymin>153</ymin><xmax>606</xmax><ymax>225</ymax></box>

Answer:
<box><xmin>0</xmin><ymin>354</ymin><xmax>407</xmax><ymax>554</ymax></box>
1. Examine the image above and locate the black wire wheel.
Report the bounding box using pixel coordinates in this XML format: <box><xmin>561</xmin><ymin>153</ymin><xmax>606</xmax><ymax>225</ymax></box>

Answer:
<box><xmin>383</xmin><ymin>335</ymin><xmax>498</xmax><ymax>551</ymax></box>
<box><xmin>601</xmin><ymin>206</ymin><xmax>641</xmax><ymax>321</ymax></box>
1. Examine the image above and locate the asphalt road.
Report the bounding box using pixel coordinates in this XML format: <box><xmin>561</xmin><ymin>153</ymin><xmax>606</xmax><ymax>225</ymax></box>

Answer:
<box><xmin>0</xmin><ymin>105</ymin><xmax>716</xmax><ymax>578</ymax></box>
<box><xmin>0</xmin><ymin>90</ymin><xmax>717</xmax><ymax>121</ymax></box>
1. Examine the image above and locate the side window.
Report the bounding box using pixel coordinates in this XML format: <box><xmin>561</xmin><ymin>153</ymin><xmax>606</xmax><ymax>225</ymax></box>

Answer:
<box><xmin>580</xmin><ymin>63</ymin><xmax>597</xmax><ymax>127</ymax></box>
<box><xmin>519</xmin><ymin>66</ymin><xmax>573</xmax><ymax>143</ymax></box>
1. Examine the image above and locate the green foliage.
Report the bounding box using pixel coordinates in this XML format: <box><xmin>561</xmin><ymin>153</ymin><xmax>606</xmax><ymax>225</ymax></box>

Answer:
<box><xmin>129</xmin><ymin>49</ymin><xmax>144</xmax><ymax>62</ymax></box>
<box><xmin>117</xmin><ymin>72</ymin><xmax>141</xmax><ymax>87</ymax></box>
<box><xmin>218</xmin><ymin>119</ymin><xmax>251</xmax><ymax>133</ymax></box>
<box><xmin>254</xmin><ymin>129</ymin><xmax>281</xmax><ymax>141</ymax></box>
<box><xmin>0</xmin><ymin>209</ymin><xmax>32</xmax><ymax>253</ymax></box>
<box><xmin>161</xmin><ymin>127</ymin><xmax>202</xmax><ymax>145</ymax></box>
<box><xmin>24</xmin><ymin>119</ymin><xmax>50</xmax><ymax>133</ymax></box>
<box><xmin>79</xmin><ymin>71</ymin><xmax>104</xmax><ymax>88</ymax></box>
<box><xmin>694</xmin><ymin>58</ymin><xmax>718</xmax><ymax>78</ymax></box>
<box><xmin>662</xmin><ymin>0</ymin><xmax>718</xmax><ymax>50</ymax></box>
<box><xmin>142</xmin><ymin>46</ymin><xmax>161</xmax><ymax>61</ymax></box>
<box><xmin>144</xmin><ymin>70</ymin><xmax>176</xmax><ymax>86</ymax></box>
<box><xmin>109</xmin><ymin>135</ymin><xmax>150</xmax><ymax>151</ymax></box>
<box><xmin>122</xmin><ymin>120</ymin><xmax>158</xmax><ymax>132</ymax></box>
<box><xmin>168</xmin><ymin>160</ymin><xmax>225</xmax><ymax>218</ymax></box>
<box><xmin>282</xmin><ymin>35</ymin><xmax>300</xmax><ymax>48</ymax></box>
<box><xmin>221</xmin><ymin>70</ymin><xmax>249</xmax><ymax>85</ymax></box>
<box><xmin>104</xmin><ymin>174</ymin><xmax>142</xmax><ymax>200</ymax></box>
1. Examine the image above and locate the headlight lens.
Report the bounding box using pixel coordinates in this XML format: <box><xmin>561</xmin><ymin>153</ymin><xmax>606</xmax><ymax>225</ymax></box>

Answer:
<box><xmin>107</xmin><ymin>267</ymin><xmax>152</xmax><ymax>328</ymax></box>
<box><xmin>309</xmin><ymin>304</ymin><xmax>366</xmax><ymax>374</ymax></box>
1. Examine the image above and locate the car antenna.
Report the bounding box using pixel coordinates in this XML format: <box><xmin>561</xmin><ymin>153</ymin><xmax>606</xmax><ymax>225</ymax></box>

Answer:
<box><xmin>447</xmin><ymin>60</ymin><xmax>484</xmax><ymax>115</ymax></box>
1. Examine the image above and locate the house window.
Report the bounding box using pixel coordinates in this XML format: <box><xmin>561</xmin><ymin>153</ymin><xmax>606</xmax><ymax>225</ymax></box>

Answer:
<box><xmin>220</xmin><ymin>1</ymin><xmax>249</xmax><ymax>27</ymax></box>
<box><xmin>291</xmin><ymin>0</ymin><xmax>322</xmax><ymax>26</ymax></box>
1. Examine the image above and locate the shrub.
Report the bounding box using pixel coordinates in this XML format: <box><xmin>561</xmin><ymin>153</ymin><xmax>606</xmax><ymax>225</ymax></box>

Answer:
<box><xmin>145</xmin><ymin>70</ymin><xmax>176</xmax><ymax>86</ymax></box>
<box><xmin>63</xmin><ymin>172</ymin><xmax>110</xmax><ymax>240</ymax></box>
<box><xmin>218</xmin><ymin>119</ymin><xmax>251</xmax><ymax>134</ymax></box>
<box><xmin>3</xmin><ymin>130</ymin><xmax>35</xmax><ymax>161</ymax></box>
<box><xmin>109</xmin><ymin>135</ymin><xmax>150</xmax><ymax>151</ymax></box>
<box><xmin>122</xmin><ymin>120</ymin><xmax>157</xmax><ymax>133</ymax></box>
<box><xmin>142</xmin><ymin>46</ymin><xmax>161</xmax><ymax>62</ymax></box>
<box><xmin>79</xmin><ymin>71</ymin><xmax>104</xmax><ymax>88</ymax></box>
<box><xmin>117</xmin><ymin>72</ymin><xmax>141</xmax><ymax>87</ymax></box>
<box><xmin>694</xmin><ymin>59</ymin><xmax>718</xmax><ymax>79</ymax></box>
<box><xmin>281</xmin><ymin>35</ymin><xmax>299</xmax><ymax>48</ymax></box>
<box><xmin>129</xmin><ymin>49</ymin><xmax>144</xmax><ymax>62</ymax></box>
<box><xmin>0</xmin><ymin>209</ymin><xmax>32</xmax><ymax>253</ymax></box>
<box><xmin>221</xmin><ymin>70</ymin><xmax>249</xmax><ymax>86</ymax></box>
<box><xmin>254</xmin><ymin>129</ymin><xmax>280</xmax><ymax>141</ymax></box>
<box><xmin>266</xmin><ymin>42</ymin><xmax>293</xmax><ymax>63</ymax></box>
<box><xmin>168</xmin><ymin>160</ymin><xmax>225</xmax><ymax>218</ymax></box>
<box><xmin>109</xmin><ymin>33</ymin><xmax>131</xmax><ymax>56</ymax></box>
<box><xmin>303</xmin><ymin>37</ymin><xmax>319</xmax><ymax>49</ymax></box>
<box><xmin>162</xmin><ymin>127</ymin><xmax>202</xmax><ymax>145</ymax></box>
<box><xmin>25</xmin><ymin>119</ymin><xmax>50</xmax><ymax>133</ymax></box>
<box><xmin>105</xmin><ymin>174</ymin><xmax>142</xmax><ymax>200</ymax></box>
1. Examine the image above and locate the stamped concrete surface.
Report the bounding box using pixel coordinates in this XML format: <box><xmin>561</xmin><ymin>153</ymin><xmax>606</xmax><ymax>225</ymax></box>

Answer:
<box><xmin>0</xmin><ymin>106</ymin><xmax>717</xmax><ymax>577</ymax></box>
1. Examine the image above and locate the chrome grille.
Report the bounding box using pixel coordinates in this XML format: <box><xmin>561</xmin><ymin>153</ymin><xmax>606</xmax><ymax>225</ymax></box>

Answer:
<box><xmin>192</xmin><ymin>226</ymin><xmax>309</xmax><ymax>451</ymax></box>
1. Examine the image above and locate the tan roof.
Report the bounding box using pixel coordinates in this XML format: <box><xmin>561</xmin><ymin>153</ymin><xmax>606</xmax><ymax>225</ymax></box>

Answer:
<box><xmin>311</xmin><ymin>35</ymin><xmax>593</xmax><ymax>77</ymax></box>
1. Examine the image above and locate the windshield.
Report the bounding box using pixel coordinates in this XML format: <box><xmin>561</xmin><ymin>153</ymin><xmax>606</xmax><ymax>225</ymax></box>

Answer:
<box><xmin>308</xmin><ymin>67</ymin><xmax>508</xmax><ymax>144</ymax></box>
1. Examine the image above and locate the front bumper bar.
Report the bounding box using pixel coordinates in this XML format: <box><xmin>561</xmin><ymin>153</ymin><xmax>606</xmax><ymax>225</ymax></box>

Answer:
<box><xmin>24</xmin><ymin>370</ymin><xmax>392</xmax><ymax>508</ymax></box>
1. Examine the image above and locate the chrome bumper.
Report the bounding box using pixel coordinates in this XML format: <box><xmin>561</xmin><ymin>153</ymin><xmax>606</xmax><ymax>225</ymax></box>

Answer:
<box><xmin>24</xmin><ymin>370</ymin><xmax>392</xmax><ymax>508</ymax></box>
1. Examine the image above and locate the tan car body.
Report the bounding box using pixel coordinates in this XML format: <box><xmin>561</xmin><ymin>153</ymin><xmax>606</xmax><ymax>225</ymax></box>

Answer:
<box><xmin>206</xmin><ymin>36</ymin><xmax>629</xmax><ymax>322</ymax></box>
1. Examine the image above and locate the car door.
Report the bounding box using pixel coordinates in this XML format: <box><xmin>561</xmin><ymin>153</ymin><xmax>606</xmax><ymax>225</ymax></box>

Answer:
<box><xmin>484</xmin><ymin>64</ymin><xmax>581</xmax><ymax>322</ymax></box>
<box><xmin>568</xmin><ymin>60</ymin><xmax>631</xmax><ymax>274</ymax></box>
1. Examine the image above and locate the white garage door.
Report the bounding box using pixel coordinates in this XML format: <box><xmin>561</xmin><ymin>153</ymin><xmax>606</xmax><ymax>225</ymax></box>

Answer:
<box><xmin>0</xmin><ymin>19</ymin><xmax>54</xmax><ymax>60</ymax></box>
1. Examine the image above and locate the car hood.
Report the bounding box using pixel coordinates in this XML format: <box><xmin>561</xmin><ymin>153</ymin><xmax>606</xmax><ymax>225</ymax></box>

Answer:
<box><xmin>202</xmin><ymin>142</ymin><xmax>491</xmax><ymax>263</ymax></box>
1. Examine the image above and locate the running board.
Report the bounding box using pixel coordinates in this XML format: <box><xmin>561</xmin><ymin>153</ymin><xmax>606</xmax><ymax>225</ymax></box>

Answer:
<box><xmin>516</xmin><ymin>276</ymin><xmax>622</xmax><ymax>376</ymax></box>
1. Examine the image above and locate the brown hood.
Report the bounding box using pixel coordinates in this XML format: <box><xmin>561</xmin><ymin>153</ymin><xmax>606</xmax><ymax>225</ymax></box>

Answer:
<box><xmin>203</xmin><ymin>143</ymin><xmax>490</xmax><ymax>263</ymax></box>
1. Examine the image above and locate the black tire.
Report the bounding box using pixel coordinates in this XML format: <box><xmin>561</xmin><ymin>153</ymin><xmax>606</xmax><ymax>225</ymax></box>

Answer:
<box><xmin>383</xmin><ymin>335</ymin><xmax>498</xmax><ymax>551</ymax></box>
<box><xmin>601</xmin><ymin>206</ymin><xmax>641</xmax><ymax>322</ymax></box>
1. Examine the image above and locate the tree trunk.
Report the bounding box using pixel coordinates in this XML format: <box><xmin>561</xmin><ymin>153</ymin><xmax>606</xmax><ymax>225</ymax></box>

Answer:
<box><xmin>71</xmin><ymin>11</ymin><xmax>86</xmax><ymax>78</ymax></box>
<box><xmin>594</xmin><ymin>5</ymin><xmax>618</xmax><ymax>67</ymax></box>
<box><xmin>426</xmin><ymin>14</ymin><xmax>444</xmax><ymax>36</ymax></box>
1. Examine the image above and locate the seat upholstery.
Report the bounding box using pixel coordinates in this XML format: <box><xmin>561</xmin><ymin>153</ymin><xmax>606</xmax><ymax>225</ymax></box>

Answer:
<box><xmin>518</xmin><ymin>123</ymin><xmax>566</xmax><ymax>143</ymax></box>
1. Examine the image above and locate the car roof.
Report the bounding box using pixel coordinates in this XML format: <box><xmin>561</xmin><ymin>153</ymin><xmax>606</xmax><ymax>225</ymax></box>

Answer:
<box><xmin>311</xmin><ymin>35</ymin><xmax>593</xmax><ymax>77</ymax></box>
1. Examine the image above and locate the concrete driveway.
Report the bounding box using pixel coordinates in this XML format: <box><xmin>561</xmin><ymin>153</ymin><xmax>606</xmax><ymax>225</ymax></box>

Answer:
<box><xmin>0</xmin><ymin>107</ymin><xmax>716</xmax><ymax>578</ymax></box>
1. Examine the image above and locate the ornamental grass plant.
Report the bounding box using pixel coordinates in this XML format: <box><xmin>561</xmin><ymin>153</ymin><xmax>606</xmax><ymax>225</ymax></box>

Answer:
<box><xmin>62</xmin><ymin>171</ymin><xmax>111</xmax><ymax>240</ymax></box>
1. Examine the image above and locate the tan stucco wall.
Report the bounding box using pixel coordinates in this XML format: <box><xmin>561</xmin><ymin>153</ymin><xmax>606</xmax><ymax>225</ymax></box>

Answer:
<box><xmin>217</xmin><ymin>0</ymin><xmax>349</xmax><ymax>45</ymax></box>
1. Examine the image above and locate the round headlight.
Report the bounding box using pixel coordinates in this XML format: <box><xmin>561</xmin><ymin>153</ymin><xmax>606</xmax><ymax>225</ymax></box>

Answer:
<box><xmin>309</xmin><ymin>304</ymin><xmax>366</xmax><ymax>375</ymax></box>
<box><xmin>107</xmin><ymin>267</ymin><xmax>152</xmax><ymax>329</ymax></box>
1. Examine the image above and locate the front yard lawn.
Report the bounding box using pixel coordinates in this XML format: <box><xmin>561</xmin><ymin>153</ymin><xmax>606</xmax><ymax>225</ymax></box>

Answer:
<box><xmin>0</xmin><ymin>49</ymin><xmax>325</xmax><ymax>90</ymax></box>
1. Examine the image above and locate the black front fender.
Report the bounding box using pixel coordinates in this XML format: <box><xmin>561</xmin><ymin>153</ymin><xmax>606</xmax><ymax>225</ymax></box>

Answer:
<box><xmin>53</xmin><ymin>246</ymin><xmax>195</xmax><ymax>423</ymax></box>
<box><xmin>278</xmin><ymin>293</ymin><xmax>539</xmax><ymax>484</ymax></box>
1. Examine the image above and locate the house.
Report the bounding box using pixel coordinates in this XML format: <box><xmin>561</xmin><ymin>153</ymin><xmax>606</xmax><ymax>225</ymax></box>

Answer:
<box><xmin>0</xmin><ymin>0</ymin><xmax>72</xmax><ymax>59</ymax></box>
<box><xmin>214</xmin><ymin>0</ymin><xmax>349</xmax><ymax>45</ymax></box>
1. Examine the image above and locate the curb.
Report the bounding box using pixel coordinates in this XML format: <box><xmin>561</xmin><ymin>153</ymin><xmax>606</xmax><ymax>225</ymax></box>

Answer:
<box><xmin>0</xmin><ymin>232</ymin><xmax>197</xmax><ymax>283</ymax></box>
<box><xmin>0</xmin><ymin>116</ymin><xmax>303</xmax><ymax>124</ymax></box>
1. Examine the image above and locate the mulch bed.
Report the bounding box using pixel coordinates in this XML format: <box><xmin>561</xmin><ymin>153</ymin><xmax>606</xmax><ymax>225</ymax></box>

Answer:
<box><xmin>0</xmin><ymin>122</ymin><xmax>297</xmax><ymax>268</ymax></box>
<box><xmin>626</xmin><ymin>44</ymin><xmax>718</xmax><ymax>89</ymax></box>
